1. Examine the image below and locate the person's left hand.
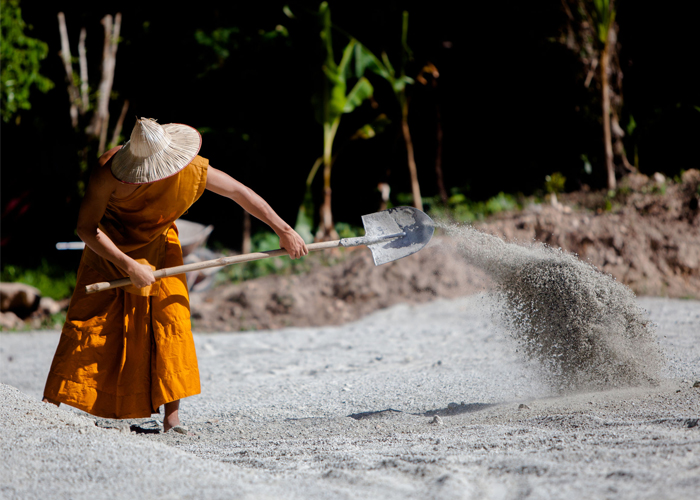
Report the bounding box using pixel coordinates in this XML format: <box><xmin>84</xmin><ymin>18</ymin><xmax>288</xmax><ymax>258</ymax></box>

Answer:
<box><xmin>278</xmin><ymin>228</ymin><xmax>308</xmax><ymax>260</ymax></box>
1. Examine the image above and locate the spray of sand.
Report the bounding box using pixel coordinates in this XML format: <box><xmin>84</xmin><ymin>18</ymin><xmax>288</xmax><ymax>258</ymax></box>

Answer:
<box><xmin>441</xmin><ymin>222</ymin><xmax>664</xmax><ymax>392</ymax></box>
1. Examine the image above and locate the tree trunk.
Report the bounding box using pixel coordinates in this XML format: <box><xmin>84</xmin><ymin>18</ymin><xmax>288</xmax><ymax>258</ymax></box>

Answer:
<box><xmin>434</xmin><ymin>99</ymin><xmax>448</xmax><ymax>205</ymax></box>
<box><xmin>601</xmin><ymin>42</ymin><xmax>616</xmax><ymax>190</ymax></box>
<box><xmin>90</xmin><ymin>13</ymin><xmax>121</xmax><ymax>155</ymax></box>
<box><xmin>242</xmin><ymin>211</ymin><xmax>251</xmax><ymax>254</ymax></box>
<box><xmin>316</xmin><ymin>122</ymin><xmax>339</xmax><ymax>241</ymax></box>
<box><xmin>78</xmin><ymin>28</ymin><xmax>89</xmax><ymax>113</ymax></box>
<box><xmin>110</xmin><ymin>99</ymin><xmax>129</xmax><ymax>149</ymax></box>
<box><xmin>57</xmin><ymin>13</ymin><xmax>80</xmax><ymax>128</ymax></box>
<box><xmin>401</xmin><ymin>102</ymin><xmax>423</xmax><ymax>211</ymax></box>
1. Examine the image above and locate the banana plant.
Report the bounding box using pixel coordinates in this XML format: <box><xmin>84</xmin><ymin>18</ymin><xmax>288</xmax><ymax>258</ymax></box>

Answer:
<box><xmin>592</xmin><ymin>0</ymin><xmax>617</xmax><ymax>190</ymax></box>
<box><xmin>312</xmin><ymin>2</ymin><xmax>375</xmax><ymax>241</ymax></box>
<box><xmin>353</xmin><ymin>11</ymin><xmax>423</xmax><ymax>210</ymax></box>
<box><xmin>562</xmin><ymin>0</ymin><xmax>619</xmax><ymax>190</ymax></box>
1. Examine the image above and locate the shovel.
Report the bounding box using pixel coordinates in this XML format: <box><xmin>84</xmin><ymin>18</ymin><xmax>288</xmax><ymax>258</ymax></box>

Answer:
<box><xmin>85</xmin><ymin>206</ymin><xmax>435</xmax><ymax>294</ymax></box>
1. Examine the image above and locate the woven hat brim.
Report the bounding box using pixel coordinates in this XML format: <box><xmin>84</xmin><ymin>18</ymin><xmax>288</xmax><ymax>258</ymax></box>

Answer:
<box><xmin>111</xmin><ymin>123</ymin><xmax>202</xmax><ymax>184</ymax></box>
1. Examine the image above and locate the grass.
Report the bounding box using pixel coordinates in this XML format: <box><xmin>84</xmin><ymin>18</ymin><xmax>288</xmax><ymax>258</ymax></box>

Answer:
<box><xmin>217</xmin><ymin>223</ymin><xmax>364</xmax><ymax>285</ymax></box>
<box><xmin>1</xmin><ymin>259</ymin><xmax>76</xmax><ymax>300</ymax></box>
<box><xmin>423</xmin><ymin>190</ymin><xmax>521</xmax><ymax>223</ymax></box>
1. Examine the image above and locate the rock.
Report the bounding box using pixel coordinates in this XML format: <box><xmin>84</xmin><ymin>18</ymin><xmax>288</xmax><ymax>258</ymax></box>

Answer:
<box><xmin>0</xmin><ymin>311</ymin><xmax>24</xmax><ymax>330</ymax></box>
<box><xmin>39</xmin><ymin>296</ymin><xmax>62</xmax><ymax>315</ymax></box>
<box><xmin>0</xmin><ymin>282</ymin><xmax>41</xmax><ymax>318</ymax></box>
<box><xmin>681</xmin><ymin>168</ymin><xmax>700</xmax><ymax>187</ymax></box>
<box><xmin>693</xmin><ymin>381</ymin><xmax>700</xmax><ymax>388</ymax></box>
<box><xmin>675</xmin><ymin>243</ymin><xmax>700</xmax><ymax>271</ymax></box>
<box><xmin>431</xmin><ymin>415</ymin><xmax>443</xmax><ymax>425</ymax></box>
<box><xmin>621</xmin><ymin>173</ymin><xmax>649</xmax><ymax>191</ymax></box>
<box><xmin>518</xmin><ymin>404</ymin><xmax>530</xmax><ymax>410</ymax></box>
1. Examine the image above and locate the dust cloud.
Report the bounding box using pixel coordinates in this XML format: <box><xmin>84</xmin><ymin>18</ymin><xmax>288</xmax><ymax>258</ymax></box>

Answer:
<box><xmin>441</xmin><ymin>222</ymin><xmax>664</xmax><ymax>392</ymax></box>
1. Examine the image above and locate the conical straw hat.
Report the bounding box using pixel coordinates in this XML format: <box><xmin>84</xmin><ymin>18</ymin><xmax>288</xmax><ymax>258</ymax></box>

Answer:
<box><xmin>111</xmin><ymin>117</ymin><xmax>201</xmax><ymax>184</ymax></box>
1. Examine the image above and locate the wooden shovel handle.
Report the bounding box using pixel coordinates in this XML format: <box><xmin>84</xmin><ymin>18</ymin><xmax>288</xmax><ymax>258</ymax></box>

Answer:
<box><xmin>85</xmin><ymin>240</ymin><xmax>341</xmax><ymax>294</ymax></box>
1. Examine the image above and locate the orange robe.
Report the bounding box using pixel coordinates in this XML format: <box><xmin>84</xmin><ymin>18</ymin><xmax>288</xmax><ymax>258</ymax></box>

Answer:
<box><xmin>44</xmin><ymin>156</ymin><xmax>209</xmax><ymax>419</ymax></box>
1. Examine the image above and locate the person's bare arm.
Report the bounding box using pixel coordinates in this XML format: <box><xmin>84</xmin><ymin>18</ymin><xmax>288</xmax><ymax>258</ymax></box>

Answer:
<box><xmin>76</xmin><ymin>150</ymin><xmax>156</xmax><ymax>288</ymax></box>
<box><xmin>205</xmin><ymin>166</ymin><xmax>308</xmax><ymax>259</ymax></box>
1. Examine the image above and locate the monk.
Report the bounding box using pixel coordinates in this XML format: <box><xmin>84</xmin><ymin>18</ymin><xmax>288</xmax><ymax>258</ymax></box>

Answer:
<box><xmin>43</xmin><ymin>118</ymin><xmax>307</xmax><ymax>433</ymax></box>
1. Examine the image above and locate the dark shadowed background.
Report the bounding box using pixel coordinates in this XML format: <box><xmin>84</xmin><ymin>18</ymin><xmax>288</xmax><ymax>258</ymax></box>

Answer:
<box><xmin>2</xmin><ymin>0</ymin><xmax>699</xmax><ymax>269</ymax></box>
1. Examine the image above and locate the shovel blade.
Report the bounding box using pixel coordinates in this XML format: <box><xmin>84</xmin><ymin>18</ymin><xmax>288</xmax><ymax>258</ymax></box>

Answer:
<box><xmin>362</xmin><ymin>206</ymin><xmax>435</xmax><ymax>265</ymax></box>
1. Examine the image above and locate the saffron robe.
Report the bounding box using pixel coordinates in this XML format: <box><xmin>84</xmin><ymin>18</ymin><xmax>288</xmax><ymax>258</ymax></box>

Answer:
<box><xmin>43</xmin><ymin>155</ymin><xmax>209</xmax><ymax>419</ymax></box>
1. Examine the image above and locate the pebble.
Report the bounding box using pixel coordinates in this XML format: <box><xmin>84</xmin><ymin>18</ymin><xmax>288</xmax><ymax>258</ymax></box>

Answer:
<box><xmin>431</xmin><ymin>415</ymin><xmax>443</xmax><ymax>425</ymax></box>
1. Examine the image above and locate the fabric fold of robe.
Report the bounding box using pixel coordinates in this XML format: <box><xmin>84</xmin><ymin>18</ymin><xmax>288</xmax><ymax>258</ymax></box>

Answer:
<box><xmin>44</xmin><ymin>155</ymin><xmax>209</xmax><ymax>419</ymax></box>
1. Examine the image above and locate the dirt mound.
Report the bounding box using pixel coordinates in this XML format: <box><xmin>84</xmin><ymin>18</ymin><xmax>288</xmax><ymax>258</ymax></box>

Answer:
<box><xmin>482</xmin><ymin>169</ymin><xmax>700</xmax><ymax>298</ymax></box>
<box><xmin>191</xmin><ymin>242</ymin><xmax>487</xmax><ymax>332</ymax></box>
<box><xmin>191</xmin><ymin>170</ymin><xmax>700</xmax><ymax>332</ymax></box>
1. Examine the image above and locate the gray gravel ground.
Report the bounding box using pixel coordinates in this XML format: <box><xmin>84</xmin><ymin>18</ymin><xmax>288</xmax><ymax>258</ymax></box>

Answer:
<box><xmin>1</xmin><ymin>295</ymin><xmax>699</xmax><ymax>500</ymax></box>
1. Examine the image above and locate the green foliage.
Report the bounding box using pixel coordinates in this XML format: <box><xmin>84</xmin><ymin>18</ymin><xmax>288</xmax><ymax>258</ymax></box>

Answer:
<box><xmin>44</xmin><ymin>311</ymin><xmax>67</xmax><ymax>329</ymax></box>
<box><xmin>313</xmin><ymin>2</ymin><xmax>376</xmax><ymax>139</ymax></box>
<box><xmin>425</xmin><ymin>190</ymin><xmax>519</xmax><ymax>223</ymax></box>
<box><xmin>195</xmin><ymin>27</ymin><xmax>242</xmax><ymax>71</ymax></box>
<box><xmin>570</xmin><ymin>0</ymin><xmax>616</xmax><ymax>49</ymax></box>
<box><xmin>485</xmin><ymin>192</ymin><xmax>518</xmax><ymax>214</ymax></box>
<box><xmin>194</xmin><ymin>24</ymin><xmax>289</xmax><ymax>76</ymax></box>
<box><xmin>544</xmin><ymin>172</ymin><xmax>567</xmax><ymax>194</ymax></box>
<box><xmin>0</xmin><ymin>0</ymin><xmax>54</xmax><ymax>123</ymax></box>
<box><xmin>590</xmin><ymin>0</ymin><xmax>616</xmax><ymax>45</ymax></box>
<box><xmin>581</xmin><ymin>154</ymin><xmax>593</xmax><ymax>175</ymax></box>
<box><xmin>220</xmin><ymin>231</ymin><xmax>311</xmax><ymax>283</ymax></box>
<box><xmin>294</xmin><ymin>196</ymin><xmax>315</xmax><ymax>243</ymax></box>
<box><xmin>1</xmin><ymin>260</ymin><xmax>76</xmax><ymax>300</ymax></box>
<box><xmin>300</xmin><ymin>2</ymin><xmax>381</xmax><ymax>237</ymax></box>
<box><xmin>334</xmin><ymin>222</ymin><xmax>364</xmax><ymax>239</ymax></box>
<box><xmin>354</xmin><ymin>11</ymin><xmax>415</xmax><ymax>106</ymax></box>
<box><xmin>220</xmin><ymin>224</ymin><xmax>358</xmax><ymax>284</ymax></box>
<box><xmin>394</xmin><ymin>192</ymin><xmax>415</xmax><ymax>206</ymax></box>
<box><xmin>603</xmin><ymin>196</ymin><xmax>613</xmax><ymax>212</ymax></box>
<box><xmin>673</xmin><ymin>169</ymin><xmax>686</xmax><ymax>184</ymax></box>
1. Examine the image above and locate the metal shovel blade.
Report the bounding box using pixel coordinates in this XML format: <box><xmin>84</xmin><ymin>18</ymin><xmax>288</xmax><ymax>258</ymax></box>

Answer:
<box><xmin>361</xmin><ymin>206</ymin><xmax>435</xmax><ymax>265</ymax></box>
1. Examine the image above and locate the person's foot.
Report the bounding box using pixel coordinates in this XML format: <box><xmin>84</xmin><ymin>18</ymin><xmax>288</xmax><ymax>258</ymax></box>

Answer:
<box><xmin>42</xmin><ymin>397</ymin><xmax>60</xmax><ymax>407</ymax></box>
<box><xmin>163</xmin><ymin>400</ymin><xmax>180</xmax><ymax>432</ymax></box>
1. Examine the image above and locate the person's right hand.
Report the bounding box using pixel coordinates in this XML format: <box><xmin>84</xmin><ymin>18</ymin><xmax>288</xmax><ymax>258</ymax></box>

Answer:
<box><xmin>127</xmin><ymin>260</ymin><xmax>156</xmax><ymax>288</ymax></box>
<box><xmin>278</xmin><ymin>227</ymin><xmax>309</xmax><ymax>260</ymax></box>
